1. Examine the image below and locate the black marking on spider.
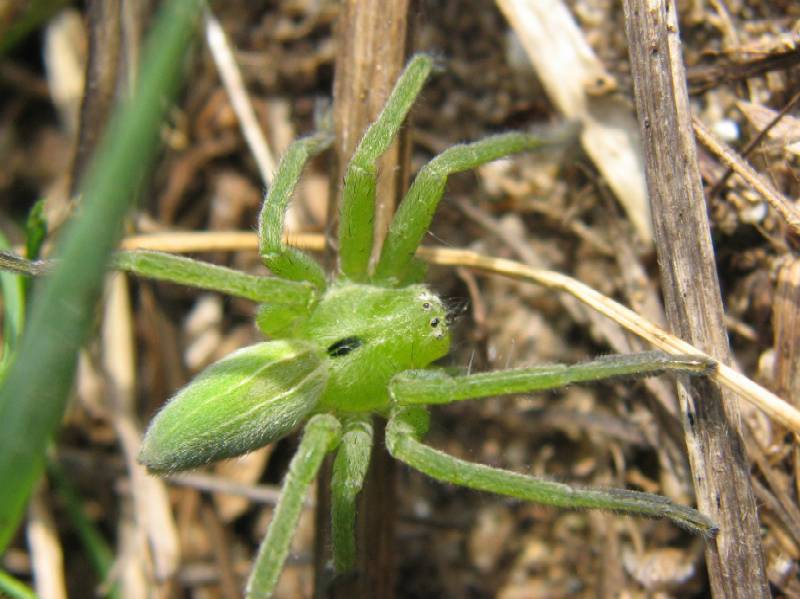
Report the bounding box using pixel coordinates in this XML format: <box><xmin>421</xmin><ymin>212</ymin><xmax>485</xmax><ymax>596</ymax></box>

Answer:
<box><xmin>327</xmin><ymin>336</ymin><xmax>364</xmax><ymax>357</ymax></box>
<box><xmin>442</xmin><ymin>297</ymin><xmax>469</xmax><ymax>325</ymax></box>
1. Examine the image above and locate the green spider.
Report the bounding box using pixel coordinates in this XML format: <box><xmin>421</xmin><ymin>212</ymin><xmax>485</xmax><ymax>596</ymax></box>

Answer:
<box><xmin>132</xmin><ymin>54</ymin><xmax>716</xmax><ymax>598</ymax></box>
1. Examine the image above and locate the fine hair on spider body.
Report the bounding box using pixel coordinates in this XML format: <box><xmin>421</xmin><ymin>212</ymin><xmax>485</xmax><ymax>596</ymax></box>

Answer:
<box><xmin>441</xmin><ymin>295</ymin><xmax>470</xmax><ymax>325</ymax></box>
<box><xmin>132</xmin><ymin>54</ymin><xmax>718</xmax><ymax>598</ymax></box>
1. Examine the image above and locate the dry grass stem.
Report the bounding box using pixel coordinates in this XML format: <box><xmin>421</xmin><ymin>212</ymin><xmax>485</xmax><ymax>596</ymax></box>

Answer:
<box><xmin>693</xmin><ymin>116</ymin><xmax>800</xmax><ymax>236</ymax></box>
<box><xmin>164</xmin><ymin>472</ymin><xmax>298</xmax><ymax>507</ymax></box>
<box><xmin>496</xmin><ymin>0</ymin><xmax>651</xmax><ymax>242</ymax></box>
<box><xmin>119</xmin><ymin>231</ymin><xmax>800</xmax><ymax>435</ymax></box>
<box><xmin>102</xmin><ymin>273</ymin><xmax>180</xmax><ymax>582</ymax></box>
<box><xmin>7</xmin><ymin>4</ymin><xmax>795</xmax><ymax>593</ymax></box>
<box><xmin>27</xmin><ymin>487</ymin><xmax>67</xmax><ymax>599</ymax></box>
<box><xmin>203</xmin><ymin>8</ymin><xmax>276</xmax><ymax>186</ymax></box>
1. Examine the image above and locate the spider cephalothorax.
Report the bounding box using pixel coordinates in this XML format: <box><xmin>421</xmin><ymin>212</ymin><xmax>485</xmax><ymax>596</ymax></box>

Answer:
<box><xmin>296</xmin><ymin>284</ymin><xmax>451</xmax><ymax>413</ymax></box>
<box><xmin>136</xmin><ymin>54</ymin><xmax>716</xmax><ymax>598</ymax></box>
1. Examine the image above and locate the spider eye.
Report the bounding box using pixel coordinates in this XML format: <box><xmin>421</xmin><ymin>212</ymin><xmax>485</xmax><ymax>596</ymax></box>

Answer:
<box><xmin>327</xmin><ymin>336</ymin><xmax>363</xmax><ymax>357</ymax></box>
<box><xmin>430</xmin><ymin>317</ymin><xmax>440</xmax><ymax>328</ymax></box>
<box><xmin>422</xmin><ymin>302</ymin><xmax>431</xmax><ymax>310</ymax></box>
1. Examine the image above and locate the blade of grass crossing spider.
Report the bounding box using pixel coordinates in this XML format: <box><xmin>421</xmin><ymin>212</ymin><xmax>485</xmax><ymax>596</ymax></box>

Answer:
<box><xmin>113</xmin><ymin>250</ymin><xmax>317</xmax><ymax>304</ymax></box>
<box><xmin>246</xmin><ymin>415</ymin><xmax>341</xmax><ymax>599</ymax></box>
<box><xmin>258</xmin><ymin>132</ymin><xmax>333</xmax><ymax>289</ymax></box>
<box><xmin>374</xmin><ymin>131</ymin><xmax>567</xmax><ymax>284</ymax></box>
<box><xmin>331</xmin><ymin>415</ymin><xmax>373</xmax><ymax>573</ymax></box>
<box><xmin>338</xmin><ymin>54</ymin><xmax>434</xmax><ymax>281</ymax></box>
<box><xmin>386</xmin><ymin>407</ymin><xmax>717</xmax><ymax>537</ymax></box>
<box><xmin>391</xmin><ymin>352</ymin><xmax>715</xmax><ymax>405</ymax></box>
<box><xmin>0</xmin><ymin>0</ymin><xmax>203</xmax><ymax>552</ymax></box>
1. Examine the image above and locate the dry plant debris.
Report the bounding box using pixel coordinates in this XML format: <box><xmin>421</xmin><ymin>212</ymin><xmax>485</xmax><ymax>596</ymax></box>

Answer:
<box><xmin>0</xmin><ymin>0</ymin><xmax>798</xmax><ymax>597</ymax></box>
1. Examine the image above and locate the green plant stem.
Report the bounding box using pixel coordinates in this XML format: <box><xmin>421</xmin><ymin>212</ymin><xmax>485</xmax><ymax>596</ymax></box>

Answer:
<box><xmin>0</xmin><ymin>0</ymin><xmax>204</xmax><ymax>552</ymax></box>
<box><xmin>0</xmin><ymin>570</ymin><xmax>39</xmax><ymax>599</ymax></box>
<box><xmin>246</xmin><ymin>415</ymin><xmax>342</xmax><ymax>599</ymax></box>
<box><xmin>330</xmin><ymin>415</ymin><xmax>373</xmax><ymax>572</ymax></box>
<box><xmin>386</xmin><ymin>406</ymin><xmax>717</xmax><ymax>537</ymax></box>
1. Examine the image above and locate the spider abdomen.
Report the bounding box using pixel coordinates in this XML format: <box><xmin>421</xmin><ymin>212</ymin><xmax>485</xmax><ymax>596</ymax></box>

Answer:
<box><xmin>139</xmin><ymin>340</ymin><xmax>327</xmax><ymax>473</ymax></box>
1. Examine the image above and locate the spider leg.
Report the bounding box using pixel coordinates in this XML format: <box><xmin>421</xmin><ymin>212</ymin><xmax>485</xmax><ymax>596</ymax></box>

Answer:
<box><xmin>330</xmin><ymin>415</ymin><xmax>374</xmax><ymax>573</ymax></box>
<box><xmin>373</xmin><ymin>126</ymin><xmax>576</xmax><ymax>285</ymax></box>
<box><xmin>258</xmin><ymin>131</ymin><xmax>333</xmax><ymax>290</ymax></box>
<box><xmin>338</xmin><ymin>54</ymin><xmax>434</xmax><ymax>281</ymax></box>
<box><xmin>246</xmin><ymin>414</ymin><xmax>341</xmax><ymax>599</ymax></box>
<box><xmin>390</xmin><ymin>351</ymin><xmax>715</xmax><ymax>406</ymax></box>
<box><xmin>113</xmin><ymin>250</ymin><xmax>315</xmax><ymax>304</ymax></box>
<box><xmin>386</xmin><ymin>406</ymin><xmax>717</xmax><ymax>538</ymax></box>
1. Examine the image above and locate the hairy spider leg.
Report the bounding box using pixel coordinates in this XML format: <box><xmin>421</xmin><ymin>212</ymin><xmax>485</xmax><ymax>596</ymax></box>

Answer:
<box><xmin>374</xmin><ymin>130</ymin><xmax>574</xmax><ymax>286</ymax></box>
<box><xmin>246</xmin><ymin>414</ymin><xmax>342</xmax><ymax>599</ymax></box>
<box><xmin>330</xmin><ymin>415</ymin><xmax>374</xmax><ymax>572</ymax></box>
<box><xmin>337</xmin><ymin>54</ymin><xmax>434</xmax><ymax>281</ymax></box>
<box><xmin>258</xmin><ymin>130</ymin><xmax>333</xmax><ymax>290</ymax></box>
<box><xmin>386</xmin><ymin>406</ymin><xmax>717</xmax><ymax>539</ymax></box>
<box><xmin>113</xmin><ymin>250</ymin><xmax>314</xmax><ymax>304</ymax></box>
<box><xmin>385</xmin><ymin>353</ymin><xmax>718</xmax><ymax>537</ymax></box>
<box><xmin>389</xmin><ymin>352</ymin><xmax>715</xmax><ymax>405</ymax></box>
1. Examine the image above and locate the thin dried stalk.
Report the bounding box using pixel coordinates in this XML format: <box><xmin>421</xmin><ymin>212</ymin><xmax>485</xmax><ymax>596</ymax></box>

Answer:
<box><xmin>317</xmin><ymin>1</ymin><xmax>413</xmax><ymax>597</ymax></box>
<box><xmin>693</xmin><ymin>116</ymin><xmax>800</xmax><ymax>235</ymax></box>
<box><xmin>115</xmin><ymin>231</ymin><xmax>800</xmax><ymax>435</ymax></box>
<box><xmin>622</xmin><ymin>1</ymin><xmax>769</xmax><ymax>596</ymax></box>
<box><xmin>204</xmin><ymin>8</ymin><xmax>276</xmax><ymax>186</ymax></box>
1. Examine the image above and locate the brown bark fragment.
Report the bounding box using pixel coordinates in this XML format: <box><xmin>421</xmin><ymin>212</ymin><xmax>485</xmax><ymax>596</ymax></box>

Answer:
<box><xmin>315</xmin><ymin>1</ymin><xmax>413</xmax><ymax>598</ymax></box>
<box><xmin>622</xmin><ymin>1</ymin><xmax>769</xmax><ymax>597</ymax></box>
<box><xmin>69</xmin><ymin>0</ymin><xmax>122</xmax><ymax>195</ymax></box>
<box><xmin>773</xmin><ymin>258</ymin><xmax>800</xmax><ymax>407</ymax></box>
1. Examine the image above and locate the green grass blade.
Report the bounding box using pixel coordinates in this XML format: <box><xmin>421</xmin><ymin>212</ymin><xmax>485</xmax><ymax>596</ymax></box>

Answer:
<box><xmin>0</xmin><ymin>0</ymin><xmax>203</xmax><ymax>552</ymax></box>
<box><xmin>47</xmin><ymin>460</ymin><xmax>118</xmax><ymax>598</ymax></box>
<box><xmin>23</xmin><ymin>199</ymin><xmax>48</xmax><ymax>299</ymax></box>
<box><xmin>0</xmin><ymin>570</ymin><xmax>39</xmax><ymax>599</ymax></box>
<box><xmin>24</xmin><ymin>200</ymin><xmax>47</xmax><ymax>262</ymax></box>
<box><xmin>0</xmin><ymin>231</ymin><xmax>27</xmax><ymax>380</ymax></box>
